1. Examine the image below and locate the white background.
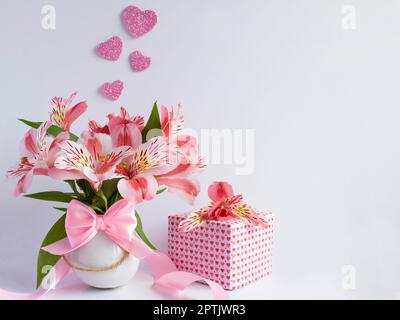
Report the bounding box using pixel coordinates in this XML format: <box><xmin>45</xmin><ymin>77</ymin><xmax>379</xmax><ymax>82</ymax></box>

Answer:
<box><xmin>0</xmin><ymin>0</ymin><xmax>399</xmax><ymax>299</ymax></box>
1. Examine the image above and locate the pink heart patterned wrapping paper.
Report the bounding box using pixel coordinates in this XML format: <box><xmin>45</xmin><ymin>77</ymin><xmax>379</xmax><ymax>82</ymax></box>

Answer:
<box><xmin>168</xmin><ymin>213</ymin><xmax>274</xmax><ymax>290</ymax></box>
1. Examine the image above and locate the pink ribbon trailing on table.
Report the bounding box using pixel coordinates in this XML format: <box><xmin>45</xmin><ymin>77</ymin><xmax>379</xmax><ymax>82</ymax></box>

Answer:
<box><xmin>0</xmin><ymin>199</ymin><xmax>228</xmax><ymax>300</ymax></box>
<box><xmin>177</xmin><ymin>181</ymin><xmax>270</xmax><ymax>232</ymax></box>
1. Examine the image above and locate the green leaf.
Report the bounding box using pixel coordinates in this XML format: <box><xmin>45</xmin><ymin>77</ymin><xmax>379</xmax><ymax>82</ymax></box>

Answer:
<box><xmin>65</xmin><ymin>180</ymin><xmax>85</xmax><ymax>200</ymax></box>
<box><xmin>76</xmin><ymin>179</ymin><xmax>86</xmax><ymax>193</ymax></box>
<box><xmin>110</xmin><ymin>191</ymin><xmax>122</xmax><ymax>205</ymax></box>
<box><xmin>24</xmin><ymin>191</ymin><xmax>76</xmax><ymax>203</ymax></box>
<box><xmin>96</xmin><ymin>189</ymin><xmax>108</xmax><ymax>210</ymax></box>
<box><xmin>101</xmin><ymin>178</ymin><xmax>120</xmax><ymax>199</ymax></box>
<box><xmin>36</xmin><ymin>214</ymin><xmax>67</xmax><ymax>288</ymax></box>
<box><xmin>90</xmin><ymin>205</ymin><xmax>105</xmax><ymax>214</ymax></box>
<box><xmin>101</xmin><ymin>178</ymin><xmax>122</xmax><ymax>208</ymax></box>
<box><xmin>135</xmin><ymin>211</ymin><xmax>157</xmax><ymax>250</ymax></box>
<box><xmin>18</xmin><ymin>119</ymin><xmax>42</xmax><ymax>128</ymax></box>
<box><xmin>76</xmin><ymin>179</ymin><xmax>92</xmax><ymax>201</ymax></box>
<box><xmin>18</xmin><ymin>119</ymin><xmax>79</xmax><ymax>142</ymax></box>
<box><xmin>53</xmin><ymin>207</ymin><xmax>67</xmax><ymax>212</ymax></box>
<box><xmin>81</xmin><ymin>180</ymin><xmax>96</xmax><ymax>199</ymax></box>
<box><xmin>141</xmin><ymin>102</ymin><xmax>162</xmax><ymax>143</ymax></box>
<box><xmin>156</xmin><ymin>187</ymin><xmax>167</xmax><ymax>195</ymax></box>
<box><xmin>47</xmin><ymin>126</ymin><xmax>79</xmax><ymax>141</ymax></box>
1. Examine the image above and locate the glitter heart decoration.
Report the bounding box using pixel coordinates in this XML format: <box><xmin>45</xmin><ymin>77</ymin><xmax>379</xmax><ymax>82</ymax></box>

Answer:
<box><xmin>95</xmin><ymin>36</ymin><xmax>123</xmax><ymax>61</ymax></box>
<box><xmin>130</xmin><ymin>51</ymin><xmax>151</xmax><ymax>72</ymax></box>
<box><xmin>96</xmin><ymin>6</ymin><xmax>157</xmax><ymax>100</ymax></box>
<box><xmin>101</xmin><ymin>80</ymin><xmax>124</xmax><ymax>100</ymax></box>
<box><xmin>122</xmin><ymin>6</ymin><xmax>158</xmax><ymax>38</ymax></box>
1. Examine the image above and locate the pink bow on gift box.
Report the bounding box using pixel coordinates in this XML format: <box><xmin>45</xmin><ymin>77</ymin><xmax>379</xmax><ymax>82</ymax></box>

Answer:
<box><xmin>0</xmin><ymin>199</ymin><xmax>228</xmax><ymax>300</ymax></box>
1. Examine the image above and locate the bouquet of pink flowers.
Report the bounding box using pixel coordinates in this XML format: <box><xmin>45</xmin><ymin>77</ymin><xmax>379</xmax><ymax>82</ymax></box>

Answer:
<box><xmin>7</xmin><ymin>91</ymin><xmax>204</xmax><ymax>288</ymax></box>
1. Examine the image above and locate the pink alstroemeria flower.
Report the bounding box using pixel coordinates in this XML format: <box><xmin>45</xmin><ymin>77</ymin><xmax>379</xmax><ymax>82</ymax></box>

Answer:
<box><xmin>107</xmin><ymin>107</ymin><xmax>144</xmax><ymax>148</ymax></box>
<box><xmin>177</xmin><ymin>181</ymin><xmax>270</xmax><ymax>232</ymax></box>
<box><xmin>160</xmin><ymin>104</ymin><xmax>184</xmax><ymax>140</ymax></box>
<box><xmin>155</xmin><ymin>161</ymin><xmax>204</xmax><ymax>205</ymax></box>
<box><xmin>7</xmin><ymin>121</ymin><xmax>68</xmax><ymax>196</ymax></box>
<box><xmin>52</xmin><ymin>130</ymin><xmax>133</xmax><ymax>191</ymax></box>
<box><xmin>116</xmin><ymin>136</ymin><xmax>176</xmax><ymax>204</ymax></box>
<box><xmin>50</xmin><ymin>91</ymin><xmax>88</xmax><ymax>131</ymax></box>
<box><xmin>156</xmin><ymin>105</ymin><xmax>205</xmax><ymax>205</ymax></box>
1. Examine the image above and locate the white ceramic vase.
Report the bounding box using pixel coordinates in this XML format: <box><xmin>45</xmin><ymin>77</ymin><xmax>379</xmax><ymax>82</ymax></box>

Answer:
<box><xmin>65</xmin><ymin>232</ymin><xmax>140</xmax><ymax>288</ymax></box>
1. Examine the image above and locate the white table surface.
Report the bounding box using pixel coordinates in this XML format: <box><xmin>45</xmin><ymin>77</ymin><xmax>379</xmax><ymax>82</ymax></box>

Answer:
<box><xmin>0</xmin><ymin>265</ymin><xmax>379</xmax><ymax>300</ymax></box>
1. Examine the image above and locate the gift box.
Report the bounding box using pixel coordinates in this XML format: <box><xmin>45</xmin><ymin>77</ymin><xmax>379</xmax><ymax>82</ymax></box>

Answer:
<box><xmin>168</xmin><ymin>212</ymin><xmax>274</xmax><ymax>290</ymax></box>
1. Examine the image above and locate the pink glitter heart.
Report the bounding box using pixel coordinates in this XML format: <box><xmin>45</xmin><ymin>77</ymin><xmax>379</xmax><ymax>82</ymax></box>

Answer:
<box><xmin>101</xmin><ymin>80</ymin><xmax>124</xmax><ymax>100</ymax></box>
<box><xmin>122</xmin><ymin>6</ymin><xmax>157</xmax><ymax>38</ymax></box>
<box><xmin>95</xmin><ymin>36</ymin><xmax>123</xmax><ymax>61</ymax></box>
<box><xmin>130</xmin><ymin>51</ymin><xmax>151</xmax><ymax>72</ymax></box>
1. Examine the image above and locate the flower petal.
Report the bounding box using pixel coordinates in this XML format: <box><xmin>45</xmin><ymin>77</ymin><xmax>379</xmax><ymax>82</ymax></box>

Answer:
<box><xmin>107</xmin><ymin>107</ymin><xmax>144</xmax><ymax>148</ymax></box>
<box><xmin>46</xmin><ymin>131</ymin><xmax>70</xmax><ymax>167</ymax></box>
<box><xmin>110</xmin><ymin>122</ymin><xmax>142</xmax><ymax>148</ymax></box>
<box><xmin>160</xmin><ymin>104</ymin><xmax>184</xmax><ymax>138</ymax></box>
<box><xmin>82</xmin><ymin>167</ymin><xmax>101</xmax><ymax>191</ymax></box>
<box><xmin>48</xmin><ymin>167</ymin><xmax>85</xmax><ymax>181</ymax></box>
<box><xmin>79</xmin><ymin>131</ymin><xmax>112</xmax><ymax>161</ymax></box>
<box><xmin>157</xmin><ymin>162</ymin><xmax>204</xmax><ymax>179</ymax></box>
<box><xmin>64</xmin><ymin>101</ymin><xmax>87</xmax><ymax>130</ymax></box>
<box><xmin>89</xmin><ymin>120</ymin><xmax>110</xmax><ymax>134</ymax></box>
<box><xmin>13</xmin><ymin>169</ymin><xmax>34</xmax><ymax>197</ymax></box>
<box><xmin>97</xmin><ymin>145</ymin><xmax>133</xmax><ymax>174</ymax></box>
<box><xmin>177</xmin><ymin>208</ymin><xmax>208</xmax><ymax>232</ymax></box>
<box><xmin>128</xmin><ymin>136</ymin><xmax>176</xmax><ymax>176</ymax></box>
<box><xmin>156</xmin><ymin>177</ymin><xmax>200</xmax><ymax>205</ymax></box>
<box><xmin>118</xmin><ymin>179</ymin><xmax>140</xmax><ymax>203</ymax></box>
<box><xmin>117</xmin><ymin>175</ymin><xmax>158</xmax><ymax>203</ymax></box>
<box><xmin>66</xmin><ymin>91</ymin><xmax>78</xmax><ymax>106</ymax></box>
<box><xmin>20</xmin><ymin>127</ymin><xmax>41</xmax><ymax>157</ymax></box>
<box><xmin>137</xmin><ymin>175</ymin><xmax>158</xmax><ymax>201</ymax></box>
<box><xmin>230</xmin><ymin>202</ymin><xmax>270</xmax><ymax>228</ymax></box>
<box><xmin>208</xmin><ymin>181</ymin><xmax>235</xmax><ymax>202</ymax></box>
<box><xmin>160</xmin><ymin>105</ymin><xmax>169</xmax><ymax>135</ymax></box>
<box><xmin>54</xmin><ymin>140</ymin><xmax>94</xmax><ymax>171</ymax></box>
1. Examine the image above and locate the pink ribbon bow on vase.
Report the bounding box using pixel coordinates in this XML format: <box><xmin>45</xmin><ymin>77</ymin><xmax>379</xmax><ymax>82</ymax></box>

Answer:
<box><xmin>0</xmin><ymin>199</ymin><xmax>228</xmax><ymax>300</ymax></box>
<box><xmin>42</xmin><ymin>200</ymin><xmax>150</xmax><ymax>257</ymax></box>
